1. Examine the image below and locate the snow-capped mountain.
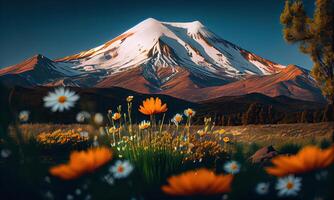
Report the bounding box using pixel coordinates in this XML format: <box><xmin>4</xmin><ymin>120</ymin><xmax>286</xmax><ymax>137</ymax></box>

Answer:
<box><xmin>0</xmin><ymin>18</ymin><xmax>324</xmax><ymax>102</ymax></box>
<box><xmin>57</xmin><ymin>18</ymin><xmax>285</xmax><ymax>80</ymax></box>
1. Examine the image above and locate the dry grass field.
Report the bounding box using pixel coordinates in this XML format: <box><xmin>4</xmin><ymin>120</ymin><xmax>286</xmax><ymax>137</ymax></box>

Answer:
<box><xmin>13</xmin><ymin>122</ymin><xmax>334</xmax><ymax>147</ymax></box>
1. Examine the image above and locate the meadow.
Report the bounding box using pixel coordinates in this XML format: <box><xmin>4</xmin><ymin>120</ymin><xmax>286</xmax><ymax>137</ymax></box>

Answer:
<box><xmin>1</xmin><ymin>91</ymin><xmax>334</xmax><ymax>200</ymax></box>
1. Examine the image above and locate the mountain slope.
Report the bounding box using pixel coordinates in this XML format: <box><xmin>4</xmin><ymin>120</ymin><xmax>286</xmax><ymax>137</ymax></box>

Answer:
<box><xmin>156</xmin><ymin>65</ymin><xmax>324</xmax><ymax>102</ymax></box>
<box><xmin>0</xmin><ymin>18</ymin><xmax>324</xmax><ymax>102</ymax></box>
<box><xmin>0</xmin><ymin>54</ymin><xmax>81</xmax><ymax>86</ymax></box>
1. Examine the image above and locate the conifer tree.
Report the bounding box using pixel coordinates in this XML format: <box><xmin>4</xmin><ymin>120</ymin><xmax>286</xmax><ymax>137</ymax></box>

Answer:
<box><xmin>280</xmin><ymin>0</ymin><xmax>334</xmax><ymax>104</ymax></box>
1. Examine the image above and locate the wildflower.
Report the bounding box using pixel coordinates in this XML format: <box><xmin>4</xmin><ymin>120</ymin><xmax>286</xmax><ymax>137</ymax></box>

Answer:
<box><xmin>255</xmin><ymin>182</ymin><xmax>270</xmax><ymax>195</ymax></box>
<box><xmin>84</xmin><ymin>194</ymin><xmax>92</xmax><ymax>200</ymax></box>
<box><xmin>103</xmin><ymin>174</ymin><xmax>114</xmax><ymax>185</ymax></box>
<box><xmin>275</xmin><ymin>175</ymin><xmax>302</xmax><ymax>197</ymax></box>
<box><xmin>76</xmin><ymin>111</ymin><xmax>91</xmax><ymax>123</ymax></box>
<box><xmin>49</xmin><ymin>147</ymin><xmax>112</xmax><ymax>180</ymax></box>
<box><xmin>265</xmin><ymin>145</ymin><xmax>334</xmax><ymax>177</ymax></box>
<box><xmin>75</xmin><ymin>189</ymin><xmax>81</xmax><ymax>195</ymax></box>
<box><xmin>184</xmin><ymin>108</ymin><xmax>195</xmax><ymax>117</ymax></box>
<box><xmin>139</xmin><ymin>120</ymin><xmax>151</xmax><ymax>130</ymax></box>
<box><xmin>112</xmin><ymin>112</ymin><xmax>121</xmax><ymax>120</ymax></box>
<box><xmin>44</xmin><ymin>176</ymin><xmax>51</xmax><ymax>183</ymax></box>
<box><xmin>223</xmin><ymin>136</ymin><xmax>230</xmax><ymax>143</ymax></box>
<box><xmin>161</xmin><ymin>168</ymin><xmax>233</xmax><ymax>196</ymax></box>
<box><xmin>171</xmin><ymin>113</ymin><xmax>183</xmax><ymax>126</ymax></box>
<box><xmin>18</xmin><ymin>110</ymin><xmax>30</xmax><ymax>122</ymax></box>
<box><xmin>224</xmin><ymin>160</ymin><xmax>240</xmax><ymax>174</ymax></box>
<box><xmin>139</xmin><ymin>97</ymin><xmax>167</xmax><ymax>115</ymax></box>
<box><xmin>197</xmin><ymin>129</ymin><xmax>206</xmax><ymax>137</ymax></box>
<box><xmin>43</xmin><ymin>87</ymin><xmax>79</xmax><ymax>112</ymax></box>
<box><xmin>1</xmin><ymin>149</ymin><xmax>11</xmax><ymax>158</ymax></box>
<box><xmin>66</xmin><ymin>194</ymin><xmax>74</xmax><ymax>200</ymax></box>
<box><xmin>93</xmin><ymin>113</ymin><xmax>104</xmax><ymax>125</ymax></box>
<box><xmin>44</xmin><ymin>190</ymin><xmax>54</xmax><ymax>200</ymax></box>
<box><xmin>218</xmin><ymin>128</ymin><xmax>226</xmax><ymax>135</ymax></box>
<box><xmin>204</xmin><ymin>117</ymin><xmax>211</xmax><ymax>123</ymax></box>
<box><xmin>108</xmin><ymin>126</ymin><xmax>119</xmax><ymax>134</ymax></box>
<box><xmin>110</xmin><ymin>160</ymin><xmax>134</xmax><ymax>179</ymax></box>
<box><xmin>80</xmin><ymin>131</ymin><xmax>89</xmax><ymax>138</ymax></box>
<box><xmin>126</xmin><ymin>96</ymin><xmax>134</xmax><ymax>102</ymax></box>
<box><xmin>315</xmin><ymin>170</ymin><xmax>328</xmax><ymax>181</ymax></box>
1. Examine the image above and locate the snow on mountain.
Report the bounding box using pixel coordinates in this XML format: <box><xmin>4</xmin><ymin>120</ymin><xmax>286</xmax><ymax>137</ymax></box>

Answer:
<box><xmin>1</xmin><ymin>18</ymin><xmax>323</xmax><ymax>102</ymax></box>
<box><xmin>56</xmin><ymin>18</ymin><xmax>285</xmax><ymax>82</ymax></box>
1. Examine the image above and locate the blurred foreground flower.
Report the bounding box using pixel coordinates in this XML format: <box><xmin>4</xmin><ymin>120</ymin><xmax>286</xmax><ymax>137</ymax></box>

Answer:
<box><xmin>161</xmin><ymin>168</ymin><xmax>233</xmax><ymax>196</ymax></box>
<box><xmin>76</xmin><ymin>111</ymin><xmax>91</xmax><ymax>123</ymax></box>
<box><xmin>43</xmin><ymin>87</ymin><xmax>79</xmax><ymax>112</ymax></box>
<box><xmin>266</xmin><ymin>145</ymin><xmax>334</xmax><ymax>177</ymax></box>
<box><xmin>18</xmin><ymin>110</ymin><xmax>30</xmax><ymax>122</ymax></box>
<box><xmin>139</xmin><ymin>97</ymin><xmax>167</xmax><ymax>115</ymax></box>
<box><xmin>49</xmin><ymin>147</ymin><xmax>112</xmax><ymax>180</ymax></box>
<box><xmin>93</xmin><ymin>113</ymin><xmax>104</xmax><ymax>125</ymax></box>
<box><xmin>224</xmin><ymin>160</ymin><xmax>240</xmax><ymax>174</ymax></box>
<box><xmin>275</xmin><ymin>175</ymin><xmax>302</xmax><ymax>197</ymax></box>
<box><xmin>110</xmin><ymin>160</ymin><xmax>134</xmax><ymax>179</ymax></box>
<box><xmin>255</xmin><ymin>182</ymin><xmax>270</xmax><ymax>195</ymax></box>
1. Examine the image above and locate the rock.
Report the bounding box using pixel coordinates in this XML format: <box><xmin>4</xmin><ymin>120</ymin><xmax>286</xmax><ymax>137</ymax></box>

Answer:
<box><xmin>249</xmin><ymin>146</ymin><xmax>278</xmax><ymax>164</ymax></box>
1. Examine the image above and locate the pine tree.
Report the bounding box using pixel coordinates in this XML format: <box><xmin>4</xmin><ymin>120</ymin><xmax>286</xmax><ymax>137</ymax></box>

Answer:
<box><xmin>280</xmin><ymin>0</ymin><xmax>334</xmax><ymax>104</ymax></box>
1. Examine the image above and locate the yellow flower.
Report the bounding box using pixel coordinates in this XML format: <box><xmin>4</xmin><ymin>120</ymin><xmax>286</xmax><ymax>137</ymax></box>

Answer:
<box><xmin>126</xmin><ymin>96</ymin><xmax>134</xmax><ymax>102</ymax></box>
<box><xmin>217</xmin><ymin>129</ymin><xmax>226</xmax><ymax>135</ymax></box>
<box><xmin>184</xmin><ymin>108</ymin><xmax>195</xmax><ymax>117</ymax></box>
<box><xmin>162</xmin><ymin>168</ymin><xmax>233</xmax><ymax>196</ymax></box>
<box><xmin>172</xmin><ymin>113</ymin><xmax>183</xmax><ymax>125</ymax></box>
<box><xmin>197</xmin><ymin>129</ymin><xmax>206</xmax><ymax>137</ymax></box>
<box><xmin>223</xmin><ymin>137</ymin><xmax>230</xmax><ymax>143</ymax></box>
<box><xmin>265</xmin><ymin>145</ymin><xmax>334</xmax><ymax>177</ymax></box>
<box><xmin>139</xmin><ymin>120</ymin><xmax>151</xmax><ymax>130</ymax></box>
<box><xmin>139</xmin><ymin>97</ymin><xmax>167</xmax><ymax>115</ymax></box>
<box><xmin>108</xmin><ymin>126</ymin><xmax>120</xmax><ymax>134</ymax></box>
<box><xmin>112</xmin><ymin>112</ymin><xmax>121</xmax><ymax>120</ymax></box>
<box><xmin>49</xmin><ymin>147</ymin><xmax>112</xmax><ymax>180</ymax></box>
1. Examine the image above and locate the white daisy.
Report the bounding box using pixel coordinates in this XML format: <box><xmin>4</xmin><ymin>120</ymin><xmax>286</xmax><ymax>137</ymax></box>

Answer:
<box><xmin>43</xmin><ymin>87</ymin><xmax>79</xmax><ymax>112</ymax></box>
<box><xmin>255</xmin><ymin>182</ymin><xmax>270</xmax><ymax>195</ymax></box>
<box><xmin>171</xmin><ymin>113</ymin><xmax>183</xmax><ymax>126</ymax></box>
<box><xmin>110</xmin><ymin>160</ymin><xmax>134</xmax><ymax>179</ymax></box>
<box><xmin>224</xmin><ymin>160</ymin><xmax>240</xmax><ymax>174</ymax></box>
<box><xmin>93</xmin><ymin>113</ymin><xmax>104</xmax><ymax>125</ymax></box>
<box><xmin>66</xmin><ymin>194</ymin><xmax>74</xmax><ymax>200</ymax></box>
<box><xmin>1</xmin><ymin>149</ymin><xmax>11</xmax><ymax>158</ymax></box>
<box><xmin>184</xmin><ymin>108</ymin><xmax>196</xmax><ymax>117</ymax></box>
<box><xmin>79</xmin><ymin>131</ymin><xmax>89</xmax><ymax>139</ymax></box>
<box><xmin>276</xmin><ymin>175</ymin><xmax>302</xmax><ymax>197</ymax></box>
<box><xmin>75</xmin><ymin>189</ymin><xmax>81</xmax><ymax>195</ymax></box>
<box><xmin>102</xmin><ymin>174</ymin><xmax>114</xmax><ymax>185</ymax></box>
<box><xmin>18</xmin><ymin>110</ymin><xmax>30</xmax><ymax>122</ymax></box>
<box><xmin>76</xmin><ymin>111</ymin><xmax>91</xmax><ymax>123</ymax></box>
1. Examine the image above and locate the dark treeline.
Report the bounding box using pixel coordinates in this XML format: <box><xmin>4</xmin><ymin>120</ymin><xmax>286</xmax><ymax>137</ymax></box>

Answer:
<box><xmin>197</xmin><ymin>103</ymin><xmax>334</xmax><ymax>126</ymax></box>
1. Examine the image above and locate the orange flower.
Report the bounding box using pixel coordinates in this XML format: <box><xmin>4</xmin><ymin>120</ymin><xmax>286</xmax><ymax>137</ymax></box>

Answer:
<box><xmin>162</xmin><ymin>168</ymin><xmax>233</xmax><ymax>196</ymax></box>
<box><xmin>49</xmin><ymin>147</ymin><xmax>112</xmax><ymax>180</ymax></box>
<box><xmin>139</xmin><ymin>97</ymin><xmax>167</xmax><ymax>115</ymax></box>
<box><xmin>223</xmin><ymin>137</ymin><xmax>230</xmax><ymax>143</ymax></box>
<box><xmin>112</xmin><ymin>112</ymin><xmax>121</xmax><ymax>120</ymax></box>
<box><xmin>265</xmin><ymin>145</ymin><xmax>334</xmax><ymax>177</ymax></box>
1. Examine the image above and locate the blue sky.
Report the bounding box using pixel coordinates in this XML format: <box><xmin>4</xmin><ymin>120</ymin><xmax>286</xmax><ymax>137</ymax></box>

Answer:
<box><xmin>0</xmin><ymin>0</ymin><xmax>314</xmax><ymax>69</ymax></box>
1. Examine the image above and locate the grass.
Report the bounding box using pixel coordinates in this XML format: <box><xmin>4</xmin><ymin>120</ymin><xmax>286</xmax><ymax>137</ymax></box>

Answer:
<box><xmin>1</xmin><ymin>95</ymin><xmax>333</xmax><ymax>200</ymax></box>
